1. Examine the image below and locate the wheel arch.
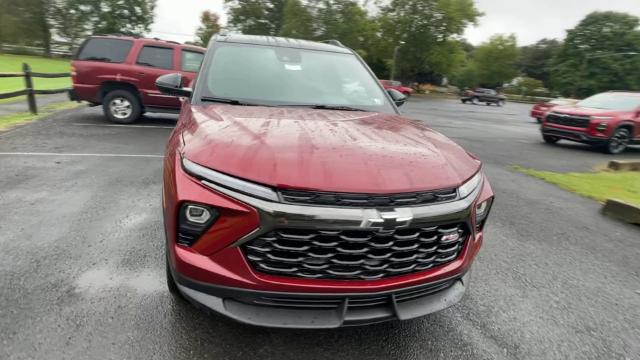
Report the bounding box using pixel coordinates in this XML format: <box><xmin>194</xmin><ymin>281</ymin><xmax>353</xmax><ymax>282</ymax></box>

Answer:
<box><xmin>614</xmin><ymin>121</ymin><xmax>635</xmax><ymax>136</ymax></box>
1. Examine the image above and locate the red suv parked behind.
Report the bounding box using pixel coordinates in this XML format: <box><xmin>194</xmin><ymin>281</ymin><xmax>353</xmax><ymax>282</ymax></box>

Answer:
<box><xmin>530</xmin><ymin>98</ymin><xmax>578</xmax><ymax>123</ymax></box>
<box><xmin>541</xmin><ymin>91</ymin><xmax>640</xmax><ymax>154</ymax></box>
<box><xmin>159</xmin><ymin>35</ymin><xmax>494</xmax><ymax>328</ymax></box>
<box><xmin>380</xmin><ymin>80</ymin><xmax>414</xmax><ymax>96</ymax></box>
<box><xmin>70</xmin><ymin>36</ymin><xmax>205</xmax><ymax>123</ymax></box>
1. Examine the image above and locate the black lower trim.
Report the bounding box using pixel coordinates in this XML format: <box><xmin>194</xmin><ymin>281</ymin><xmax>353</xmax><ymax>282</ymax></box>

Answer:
<box><xmin>541</xmin><ymin>127</ymin><xmax>608</xmax><ymax>145</ymax></box>
<box><xmin>145</xmin><ymin>106</ymin><xmax>180</xmax><ymax>114</ymax></box>
<box><xmin>170</xmin><ymin>265</ymin><xmax>469</xmax><ymax>328</ymax></box>
<box><xmin>68</xmin><ymin>89</ymin><xmax>79</xmax><ymax>102</ymax></box>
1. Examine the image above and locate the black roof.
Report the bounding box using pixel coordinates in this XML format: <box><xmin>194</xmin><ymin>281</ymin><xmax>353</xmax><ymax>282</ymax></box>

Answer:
<box><xmin>214</xmin><ymin>34</ymin><xmax>353</xmax><ymax>54</ymax></box>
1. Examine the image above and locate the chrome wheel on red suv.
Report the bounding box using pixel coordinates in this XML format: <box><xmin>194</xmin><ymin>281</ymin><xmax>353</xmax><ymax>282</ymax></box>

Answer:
<box><xmin>606</xmin><ymin>128</ymin><xmax>631</xmax><ymax>154</ymax></box>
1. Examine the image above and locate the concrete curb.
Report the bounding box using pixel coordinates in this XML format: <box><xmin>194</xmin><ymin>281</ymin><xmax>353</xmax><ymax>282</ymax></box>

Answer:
<box><xmin>602</xmin><ymin>199</ymin><xmax>640</xmax><ymax>224</ymax></box>
<box><xmin>608</xmin><ymin>160</ymin><xmax>640</xmax><ymax>171</ymax></box>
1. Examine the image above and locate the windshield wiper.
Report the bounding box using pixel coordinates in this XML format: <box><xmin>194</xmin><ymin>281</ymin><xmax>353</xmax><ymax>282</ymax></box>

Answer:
<box><xmin>278</xmin><ymin>104</ymin><xmax>368</xmax><ymax>112</ymax></box>
<box><xmin>200</xmin><ymin>97</ymin><xmax>264</xmax><ymax>106</ymax></box>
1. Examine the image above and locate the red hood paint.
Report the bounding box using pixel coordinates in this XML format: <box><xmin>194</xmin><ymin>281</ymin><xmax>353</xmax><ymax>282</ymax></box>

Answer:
<box><xmin>181</xmin><ymin>105</ymin><xmax>481</xmax><ymax>193</ymax></box>
<box><xmin>552</xmin><ymin>105</ymin><xmax>633</xmax><ymax>118</ymax></box>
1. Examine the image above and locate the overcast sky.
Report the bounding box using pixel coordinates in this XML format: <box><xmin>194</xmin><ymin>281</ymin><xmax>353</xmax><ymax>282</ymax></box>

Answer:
<box><xmin>148</xmin><ymin>0</ymin><xmax>640</xmax><ymax>46</ymax></box>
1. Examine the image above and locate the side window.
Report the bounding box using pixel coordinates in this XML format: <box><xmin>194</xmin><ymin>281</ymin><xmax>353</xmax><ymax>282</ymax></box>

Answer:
<box><xmin>136</xmin><ymin>46</ymin><xmax>174</xmax><ymax>70</ymax></box>
<box><xmin>181</xmin><ymin>50</ymin><xmax>205</xmax><ymax>72</ymax></box>
<box><xmin>76</xmin><ymin>38</ymin><xmax>133</xmax><ymax>63</ymax></box>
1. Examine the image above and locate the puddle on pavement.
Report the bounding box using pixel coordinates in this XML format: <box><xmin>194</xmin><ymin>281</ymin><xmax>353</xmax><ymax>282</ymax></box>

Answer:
<box><xmin>75</xmin><ymin>267</ymin><xmax>164</xmax><ymax>295</ymax></box>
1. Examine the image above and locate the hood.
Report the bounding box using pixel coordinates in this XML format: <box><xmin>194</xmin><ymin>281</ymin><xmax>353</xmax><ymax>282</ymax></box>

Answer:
<box><xmin>181</xmin><ymin>105</ymin><xmax>481</xmax><ymax>193</ymax></box>
<box><xmin>552</xmin><ymin>105</ymin><xmax>628</xmax><ymax>117</ymax></box>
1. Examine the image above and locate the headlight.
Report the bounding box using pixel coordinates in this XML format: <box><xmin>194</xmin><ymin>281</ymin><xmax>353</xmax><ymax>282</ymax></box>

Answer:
<box><xmin>591</xmin><ymin>116</ymin><xmax>614</xmax><ymax>120</ymax></box>
<box><xmin>458</xmin><ymin>171</ymin><xmax>483</xmax><ymax>199</ymax></box>
<box><xmin>475</xmin><ymin>198</ymin><xmax>493</xmax><ymax>231</ymax></box>
<box><xmin>182</xmin><ymin>157</ymin><xmax>279</xmax><ymax>202</ymax></box>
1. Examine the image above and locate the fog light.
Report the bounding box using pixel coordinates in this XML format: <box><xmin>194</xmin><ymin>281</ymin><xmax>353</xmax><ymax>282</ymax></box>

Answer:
<box><xmin>475</xmin><ymin>198</ymin><xmax>493</xmax><ymax>231</ymax></box>
<box><xmin>177</xmin><ymin>203</ymin><xmax>218</xmax><ymax>246</ymax></box>
<box><xmin>596</xmin><ymin>122</ymin><xmax>607</xmax><ymax>132</ymax></box>
<box><xmin>186</xmin><ymin>205</ymin><xmax>212</xmax><ymax>224</ymax></box>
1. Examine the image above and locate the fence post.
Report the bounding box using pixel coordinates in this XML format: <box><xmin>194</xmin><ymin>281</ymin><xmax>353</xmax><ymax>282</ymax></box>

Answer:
<box><xmin>22</xmin><ymin>63</ymin><xmax>37</xmax><ymax>114</ymax></box>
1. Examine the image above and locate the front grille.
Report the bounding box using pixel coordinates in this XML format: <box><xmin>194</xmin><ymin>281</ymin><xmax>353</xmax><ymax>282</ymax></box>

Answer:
<box><xmin>242</xmin><ymin>223</ymin><xmax>467</xmax><ymax>280</ymax></box>
<box><xmin>546</xmin><ymin>113</ymin><xmax>591</xmax><ymax>128</ymax></box>
<box><xmin>279</xmin><ymin>188</ymin><xmax>458</xmax><ymax>207</ymax></box>
<box><xmin>241</xmin><ymin>279</ymin><xmax>456</xmax><ymax>309</ymax></box>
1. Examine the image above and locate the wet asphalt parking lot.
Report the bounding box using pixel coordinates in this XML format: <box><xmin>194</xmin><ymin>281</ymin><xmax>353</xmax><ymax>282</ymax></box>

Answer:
<box><xmin>0</xmin><ymin>97</ymin><xmax>639</xmax><ymax>360</ymax></box>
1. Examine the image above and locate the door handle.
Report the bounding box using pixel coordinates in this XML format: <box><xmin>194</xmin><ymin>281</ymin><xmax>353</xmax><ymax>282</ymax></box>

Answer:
<box><xmin>137</xmin><ymin>72</ymin><xmax>146</xmax><ymax>76</ymax></box>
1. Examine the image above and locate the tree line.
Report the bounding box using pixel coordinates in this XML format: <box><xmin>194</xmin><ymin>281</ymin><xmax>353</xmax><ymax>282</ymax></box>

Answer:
<box><xmin>224</xmin><ymin>1</ymin><xmax>640</xmax><ymax>98</ymax></box>
<box><xmin>1</xmin><ymin>0</ymin><xmax>639</xmax><ymax>98</ymax></box>
<box><xmin>0</xmin><ymin>0</ymin><xmax>156</xmax><ymax>51</ymax></box>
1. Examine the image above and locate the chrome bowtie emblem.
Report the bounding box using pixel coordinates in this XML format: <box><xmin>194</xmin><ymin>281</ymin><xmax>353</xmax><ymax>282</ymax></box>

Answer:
<box><xmin>362</xmin><ymin>209</ymin><xmax>413</xmax><ymax>230</ymax></box>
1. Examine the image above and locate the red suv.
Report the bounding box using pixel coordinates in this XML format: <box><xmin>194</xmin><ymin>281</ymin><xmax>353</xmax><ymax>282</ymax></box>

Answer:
<box><xmin>159</xmin><ymin>35</ymin><xmax>494</xmax><ymax>328</ymax></box>
<box><xmin>70</xmin><ymin>36</ymin><xmax>205</xmax><ymax>123</ymax></box>
<box><xmin>379</xmin><ymin>80</ymin><xmax>414</xmax><ymax>96</ymax></box>
<box><xmin>541</xmin><ymin>91</ymin><xmax>640</xmax><ymax>154</ymax></box>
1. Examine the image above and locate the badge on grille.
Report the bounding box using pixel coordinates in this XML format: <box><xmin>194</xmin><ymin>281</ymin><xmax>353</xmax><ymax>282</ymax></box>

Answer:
<box><xmin>361</xmin><ymin>208</ymin><xmax>413</xmax><ymax>230</ymax></box>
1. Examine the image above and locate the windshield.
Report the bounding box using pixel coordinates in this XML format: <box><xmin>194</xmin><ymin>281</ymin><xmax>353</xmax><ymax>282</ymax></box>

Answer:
<box><xmin>196</xmin><ymin>43</ymin><xmax>395</xmax><ymax>113</ymax></box>
<box><xmin>577</xmin><ymin>93</ymin><xmax>640</xmax><ymax>110</ymax></box>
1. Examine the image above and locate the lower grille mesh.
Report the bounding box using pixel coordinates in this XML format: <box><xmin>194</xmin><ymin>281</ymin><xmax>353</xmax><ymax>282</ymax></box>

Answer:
<box><xmin>547</xmin><ymin>113</ymin><xmax>591</xmax><ymax>128</ymax></box>
<box><xmin>242</xmin><ymin>223</ymin><xmax>467</xmax><ymax>280</ymax></box>
<box><xmin>243</xmin><ymin>279</ymin><xmax>456</xmax><ymax>309</ymax></box>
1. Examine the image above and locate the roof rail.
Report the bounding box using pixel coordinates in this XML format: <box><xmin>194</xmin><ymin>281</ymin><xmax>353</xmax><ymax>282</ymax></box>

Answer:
<box><xmin>321</xmin><ymin>39</ymin><xmax>345</xmax><ymax>47</ymax></box>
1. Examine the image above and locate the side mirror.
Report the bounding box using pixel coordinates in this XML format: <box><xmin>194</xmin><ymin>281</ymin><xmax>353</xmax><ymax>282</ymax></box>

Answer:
<box><xmin>387</xmin><ymin>89</ymin><xmax>407</xmax><ymax>107</ymax></box>
<box><xmin>156</xmin><ymin>73</ymin><xmax>192</xmax><ymax>97</ymax></box>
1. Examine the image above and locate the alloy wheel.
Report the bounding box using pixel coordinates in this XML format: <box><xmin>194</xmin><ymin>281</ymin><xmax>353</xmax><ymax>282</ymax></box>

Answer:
<box><xmin>608</xmin><ymin>128</ymin><xmax>630</xmax><ymax>154</ymax></box>
<box><xmin>109</xmin><ymin>97</ymin><xmax>133</xmax><ymax>120</ymax></box>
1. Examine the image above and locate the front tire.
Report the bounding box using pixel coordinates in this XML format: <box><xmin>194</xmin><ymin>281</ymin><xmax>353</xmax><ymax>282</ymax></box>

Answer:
<box><xmin>543</xmin><ymin>134</ymin><xmax>559</xmax><ymax>144</ymax></box>
<box><xmin>102</xmin><ymin>89</ymin><xmax>142</xmax><ymax>124</ymax></box>
<box><xmin>604</xmin><ymin>128</ymin><xmax>631</xmax><ymax>154</ymax></box>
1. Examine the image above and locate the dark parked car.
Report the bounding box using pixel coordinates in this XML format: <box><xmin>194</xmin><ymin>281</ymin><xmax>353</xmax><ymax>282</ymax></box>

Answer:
<box><xmin>530</xmin><ymin>98</ymin><xmax>578</xmax><ymax>123</ymax></box>
<box><xmin>541</xmin><ymin>91</ymin><xmax>640</xmax><ymax>154</ymax></box>
<box><xmin>460</xmin><ymin>88</ymin><xmax>506</xmax><ymax>106</ymax></box>
<box><xmin>159</xmin><ymin>34</ymin><xmax>494</xmax><ymax>328</ymax></box>
<box><xmin>70</xmin><ymin>35</ymin><xmax>205</xmax><ymax>123</ymax></box>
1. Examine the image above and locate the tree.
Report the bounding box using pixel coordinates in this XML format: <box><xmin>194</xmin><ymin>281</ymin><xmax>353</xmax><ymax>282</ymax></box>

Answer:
<box><xmin>377</xmin><ymin>0</ymin><xmax>482</xmax><ymax>82</ymax></box>
<box><xmin>279</xmin><ymin>0</ymin><xmax>314</xmax><ymax>38</ymax></box>
<box><xmin>195</xmin><ymin>11</ymin><xmax>222</xmax><ymax>47</ymax></box>
<box><xmin>512</xmin><ymin>77</ymin><xmax>545</xmax><ymax>96</ymax></box>
<box><xmin>0</xmin><ymin>0</ymin><xmax>53</xmax><ymax>54</ymax></box>
<box><xmin>52</xmin><ymin>0</ymin><xmax>156</xmax><ymax>38</ymax></box>
<box><xmin>517</xmin><ymin>38</ymin><xmax>561</xmax><ymax>86</ymax></box>
<box><xmin>473</xmin><ymin>34</ymin><xmax>519</xmax><ymax>87</ymax></box>
<box><xmin>314</xmin><ymin>0</ymin><xmax>374</xmax><ymax>49</ymax></box>
<box><xmin>225</xmin><ymin>0</ymin><xmax>287</xmax><ymax>35</ymax></box>
<box><xmin>550</xmin><ymin>11</ymin><xmax>640</xmax><ymax>97</ymax></box>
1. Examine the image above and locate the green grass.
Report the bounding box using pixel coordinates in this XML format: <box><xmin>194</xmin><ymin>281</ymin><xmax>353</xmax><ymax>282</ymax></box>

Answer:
<box><xmin>515</xmin><ymin>165</ymin><xmax>640</xmax><ymax>206</ymax></box>
<box><xmin>0</xmin><ymin>54</ymin><xmax>71</xmax><ymax>103</ymax></box>
<box><xmin>0</xmin><ymin>101</ymin><xmax>83</xmax><ymax>131</ymax></box>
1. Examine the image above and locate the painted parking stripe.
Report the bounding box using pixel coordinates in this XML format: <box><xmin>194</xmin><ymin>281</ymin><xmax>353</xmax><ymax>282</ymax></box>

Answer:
<box><xmin>71</xmin><ymin>123</ymin><xmax>175</xmax><ymax>129</ymax></box>
<box><xmin>0</xmin><ymin>152</ymin><xmax>163</xmax><ymax>158</ymax></box>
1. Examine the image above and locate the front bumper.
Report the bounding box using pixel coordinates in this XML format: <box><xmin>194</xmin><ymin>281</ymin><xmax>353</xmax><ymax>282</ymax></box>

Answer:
<box><xmin>541</xmin><ymin>127</ymin><xmax>607</xmax><ymax>145</ymax></box>
<box><xmin>164</xmin><ymin>153</ymin><xmax>493</xmax><ymax>327</ymax></box>
<box><xmin>172</xmin><ymin>266</ymin><xmax>470</xmax><ymax>328</ymax></box>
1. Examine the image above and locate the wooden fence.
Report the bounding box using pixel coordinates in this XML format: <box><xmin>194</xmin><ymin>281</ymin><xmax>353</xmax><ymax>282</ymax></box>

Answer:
<box><xmin>0</xmin><ymin>63</ymin><xmax>71</xmax><ymax>114</ymax></box>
